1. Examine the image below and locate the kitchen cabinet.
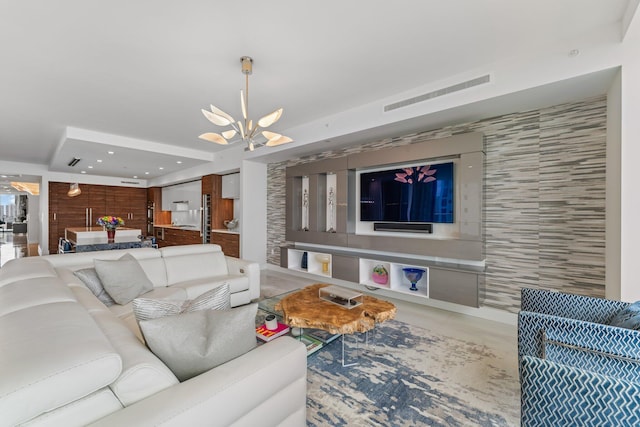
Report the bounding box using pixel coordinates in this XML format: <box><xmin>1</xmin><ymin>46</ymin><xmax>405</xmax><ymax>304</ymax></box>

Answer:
<box><xmin>221</xmin><ymin>173</ymin><xmax>240</xmax><ymax>199</ymax></box>
<box><xmin>48</xmin><ymin>182</ymin><xmax>147</xmax><ymax>254</ymax></box>
<box><xmin>211</xmin><ymin>231</ymin><xmax>240</xmax><ymax>258</ymax></box>
<box><xmin>155</xmin><ymin>226</ymin><xmax>201</xmax><ymax>247</ymax></box>
<box><xmin>162</xmin><ymin>181</ymin><xmax>201</xmax><ymax>211</ymax></box>
<box><xmin>148</xmin><ymin>187</ymin><xmax>171</xmax><ymax>227</ymax></box>
<box><xmin>202</xmin><ymin>175</ymin><xmax>233</xmax><ymax>231</ymax></box>
<box><xmin>105</xmin><ymin>186</ymin><xmax>147</xmax><ymax>232</ymax></box>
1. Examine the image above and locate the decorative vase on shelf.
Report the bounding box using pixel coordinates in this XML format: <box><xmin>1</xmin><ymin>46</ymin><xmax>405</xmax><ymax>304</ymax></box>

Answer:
<box><xmin>402</xmin><ymin>267</ymin><xmax>425</xmax><ymax>292</ymax></box>
<box><xmin>315</xmin><ymin>254</ymin><xmax>331</xmax><ymax>274</ymax></box>
<box><xmin>301</xmin><ymin>252</ymin><xmax>308</xmax><ymax>270</ymax></box>
<box><xmin>106</xmin><ymin>228</ymin><xmax>116</xmax><ymax>243</ymax></box>
<box><xmin>371</xmin><ymin>264</ymin><xmax>389</xmax><ymax>285</ymax></box>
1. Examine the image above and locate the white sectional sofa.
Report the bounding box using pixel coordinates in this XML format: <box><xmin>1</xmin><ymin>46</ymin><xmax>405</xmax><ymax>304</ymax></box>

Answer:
<box><xmin>0</xmin><ymin>244</ymin><xmax>307</xmax><ymax>427</ymax></box>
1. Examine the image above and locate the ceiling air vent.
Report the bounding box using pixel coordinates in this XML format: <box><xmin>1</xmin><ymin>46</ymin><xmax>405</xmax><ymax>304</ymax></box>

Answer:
<box><xmin>67</xmin><ymin>157</ymin><xmax>81</xmax><ymax>167</ymax></box>
<box><xmin>384</xmin><ymin>74</ymin><xmax>491</xmax><ymax>112</ymax></box>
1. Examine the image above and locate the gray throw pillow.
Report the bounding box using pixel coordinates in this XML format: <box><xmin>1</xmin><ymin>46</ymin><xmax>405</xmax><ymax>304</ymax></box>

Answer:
<box><xmin>73</xmin><ymin>268</ymin><xmax>116</xmax><ymax>306</ymax></box>
<box><xmin>140</xmin><ymin>303</ymin><xmax>258</xmax><ymax>382</ymax></box>
<box><xmin>132</xmin><ymin>283</ymin><xmax>231</xmax><ymax>322</ymax></box>
<box><xmin>94</xmin><ymin>253</ymin><xmax>154</xmax><ymax>305</ymax></box>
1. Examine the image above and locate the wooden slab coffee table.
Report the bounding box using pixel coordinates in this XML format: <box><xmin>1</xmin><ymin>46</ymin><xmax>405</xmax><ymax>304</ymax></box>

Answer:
<box><xmin>275</xmin><ymin>283</ymin><xmax>396</xmax><ymax>366</ymax></box>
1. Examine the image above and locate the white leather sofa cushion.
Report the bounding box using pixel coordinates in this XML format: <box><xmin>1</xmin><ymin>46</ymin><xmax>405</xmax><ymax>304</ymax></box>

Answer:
<box><xmin>0</xmin><ymin>257</ymin><xmax>57</xmax><ymax>287</ymax></box>
<box><xmin>172</xmin><ymin>274</ymin><xmax>249</xmax><ymax>299</ymax></box>
<box><xmin>69</xmin><ymin>285</ymin><xmax>111</xmax><ymax>314</ymax></box>
<box><xmin>41</xmin><ymin>247</ymin><xmax>161</xmax><ymax>270</ymax></box>
<box><xmin>0</xmin><ymin>302</ymin><xmax>122</xmax><ymax>426</ymax></box>
<box><xmin>136</xmin><ymin>256</ymin><xmax>169</xmax><ymax>287</ymax></box>
<box><xmin>161</xmin><ymin>244</ymin><xmax>229</xmax><ymax>286</ymax></box>
<box><xmin>89</xmin><ymin>310</ymin><xmax>178</xmax><ymax>405</ymax></box>
<box><xmin>22</xmin><ymin>388</ymin><xmax>123</xmax><ymax>427</ymax></box>
<box><xmin>0</xmin><ymin>277</ymin><xmax>76</xmax><ymax>316</ymax></box>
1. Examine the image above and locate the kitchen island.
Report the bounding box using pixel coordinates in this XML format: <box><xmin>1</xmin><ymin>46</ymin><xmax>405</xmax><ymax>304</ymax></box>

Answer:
<box><xmin>66</xmin><ymin>227</ymin><xmax>143</xmax><ymax>245</ymax></box>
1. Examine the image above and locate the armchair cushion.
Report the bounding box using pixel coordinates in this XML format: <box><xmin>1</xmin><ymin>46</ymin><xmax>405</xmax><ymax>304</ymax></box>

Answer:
<box><xmin>609</xmin><ymin>301</ymin><xmax>640</xmax><ymax>330</ymax></box>
<box><xmin>140</xmin><ymin>303</ymin><xmax>258</xmax><ymax>382</ymax></box>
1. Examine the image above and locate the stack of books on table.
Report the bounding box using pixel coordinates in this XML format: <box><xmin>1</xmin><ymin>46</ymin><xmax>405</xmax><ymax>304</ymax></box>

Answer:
<box><xmin>256</xmin><ymin>322</ymin><xmax>290</xmax><ymax>342</ymax></box>
<box><xmin>298</xmin><ymin>334</ymin><xmax>323</xmax><ymax>356</ymax></box>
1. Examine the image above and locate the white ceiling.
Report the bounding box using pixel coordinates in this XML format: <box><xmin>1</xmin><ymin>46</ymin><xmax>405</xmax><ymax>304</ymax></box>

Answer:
<box><xmin>0</xmin><ymin>1</ymin><xmax>634</xmax><ymax>186</ymax></box>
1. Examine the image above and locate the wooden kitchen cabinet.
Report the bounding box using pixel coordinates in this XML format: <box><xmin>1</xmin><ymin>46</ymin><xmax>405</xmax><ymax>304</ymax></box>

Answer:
<box><xmin>211</xmin><ymin>231</ymin><xmax>239</xmax><ymax>258</ymax></box>
<box><xmin>106</xmin><ymin>186</ymin><xmax>147</xmax><ymax>232</ymax></box>
<box><xmin>202</xmin><ymin>175</ymin><xmax>233</xmax><ymax>231</ymax></box>
<box><xmin>48</xmin><ymin>182</ymin><xmax>148</xmax><ymax>254</ymax></box>
<box><xmin>158</xmin><ymin>227</ymin><xmax>201</xmax><ymax>247</ymax></box>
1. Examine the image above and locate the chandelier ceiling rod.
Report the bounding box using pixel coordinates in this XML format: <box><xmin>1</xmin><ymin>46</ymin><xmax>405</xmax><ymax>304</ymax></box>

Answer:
<box><xmin>199</xmin><ymin>56</ymin><xmax>293</xmax><ymax>152</ymax></box>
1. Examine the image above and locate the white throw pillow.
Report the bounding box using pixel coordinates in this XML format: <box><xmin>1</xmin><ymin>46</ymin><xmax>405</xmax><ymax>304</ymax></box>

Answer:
<box><xmin>139</xmin><ymin>303</ymin><xmax>258</xmax><ymax>382</ymax></box>
<box><xmin>132</xmin><ymin>283</ymin><xmax>231</xmax><ymax>322</ymax></box>
<box><xmin>94</xmin><ymin>253</ymin><xmax>154</xmax><ymax>305</ymax></box>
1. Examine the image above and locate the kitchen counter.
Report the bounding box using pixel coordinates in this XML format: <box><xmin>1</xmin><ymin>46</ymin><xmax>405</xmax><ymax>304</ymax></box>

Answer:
<box><xmin>65</xmin><ymin>227</ymin><xmax>142</xmax><ymax>245</ymax></box>
<box><xmin>211</xmin><ymin>228</ymin><xmax>240</xmax><ymax>235</ymax></box>
<box><xmin>154</xmin><ymin>224</ymin><xmax>201</xmax><ymax>232</ymax></box>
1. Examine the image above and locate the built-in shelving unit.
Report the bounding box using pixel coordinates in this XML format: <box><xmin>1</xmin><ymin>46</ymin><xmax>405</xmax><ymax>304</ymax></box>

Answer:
<box><xmin>359</xmin><ymin>258</ymin><xmax>429</xmax><ymax>299</ymax></box>
<box><xmin>287</xmin><ymin>248</ymin><xmax>332</xmax><ymax>278</ymax></box>
<box><xmin>281</xmin><ymin>132</ymin><xmax>485</xmax><ymax>308</ymax></box>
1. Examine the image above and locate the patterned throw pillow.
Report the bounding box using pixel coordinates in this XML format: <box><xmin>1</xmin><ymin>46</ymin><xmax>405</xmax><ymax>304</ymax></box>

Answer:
<box><xmin>73</xmin><ymin>268</ymin><xmax>116</xmax><ymax>306</ymax></box>
<box><xmin>132</xmin><ymin>283</ymin><xmax>231</xmax><ymax>322</ymax></box>
<box><xmin>609</xmin><ymin>301</ymin><xmax>640</xmax><ymax>330</ymax></box>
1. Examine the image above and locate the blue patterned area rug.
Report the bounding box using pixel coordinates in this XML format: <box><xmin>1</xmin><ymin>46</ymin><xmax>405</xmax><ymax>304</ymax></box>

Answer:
<box><xmin>306</xmin><ymin>319</ymin><xmax>520</xmax><ymax>426</ymax></box>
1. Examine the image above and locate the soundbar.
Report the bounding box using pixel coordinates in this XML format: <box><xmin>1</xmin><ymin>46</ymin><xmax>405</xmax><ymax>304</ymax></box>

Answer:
<box><xmin>373</xmin><ymin>223</ymin><xmax>433</xmax><ymax>233</ymax></box>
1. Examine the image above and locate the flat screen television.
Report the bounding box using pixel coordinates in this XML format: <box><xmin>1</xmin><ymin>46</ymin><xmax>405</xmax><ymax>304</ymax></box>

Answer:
<box><xmin>360</xmin><ymin>161</ymin><xmax>454</xmax><ymax>223</ymax></box>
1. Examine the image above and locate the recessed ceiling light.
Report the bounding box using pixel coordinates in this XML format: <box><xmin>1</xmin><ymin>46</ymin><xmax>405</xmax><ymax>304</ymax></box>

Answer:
<box><xmin>133</xmin><ymin>175</ymin><xmax>138</xmax><ymax>179</ymax></box>
<box><xmin>97</xmin><ymin>159</ymin><xmax>103</xmax><ymax>163</ymax></box>
<box><xmin>176</xmin><ymin>161</ymin><xmax>182</xmax><ymax>164</ymax></box>
<box><xmin>145</xmin><ymin>172</ymin><xmax>149</xmax><ymax>175</ymax></box>
<box><xmin>88</xmin><ymin>165</ymin><xmax>93</xmax><ymax>169</ymax></box>
<box><xmin>568</xmin><ymin>49</ymin><xmax>580</xmax><ymax>57</ymax></box>
<box><xmin>81</xmin><ymin>171</ymin><xmax>86</xmax><ymax>174</ymax></box>
<box><xmin>108</xmin><ymin>151</ymin><xmax>114</xmax><ymax>155</ymax></box>
<box><xmin>159</xmin><ymin>167</ymin><xmax>164</xmax><ymax>170</ymax></box>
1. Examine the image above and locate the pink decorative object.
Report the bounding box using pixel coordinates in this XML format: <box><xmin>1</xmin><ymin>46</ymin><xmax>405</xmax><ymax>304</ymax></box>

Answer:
<box><xmin>371</xmin><ymin>265</ymin><xmax>389</xmax><ymax>285</ymax></box>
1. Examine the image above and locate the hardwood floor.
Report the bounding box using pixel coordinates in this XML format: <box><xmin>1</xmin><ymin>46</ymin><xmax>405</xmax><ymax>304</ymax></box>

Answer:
<box><xmin>0</xmin><ymin>231</ymin><xmax>30</xmax><ymax>267</ymax></box>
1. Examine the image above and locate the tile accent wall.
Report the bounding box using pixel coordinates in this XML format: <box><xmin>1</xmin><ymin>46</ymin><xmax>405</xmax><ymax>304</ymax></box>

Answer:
<box><xmin>267</xmin><ymin>96</ymin><xmax>607</xmax><ymax>313</ymax></box>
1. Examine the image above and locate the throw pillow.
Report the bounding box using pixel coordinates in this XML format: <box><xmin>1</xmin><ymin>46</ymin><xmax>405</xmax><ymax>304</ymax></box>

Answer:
<box><xmin>132</xmin><ymin>283</ymin><xmax>231</xmax><ymax>322</ymax></box>
<box><xmin>139</xmin><ymin>303</ymin><xmax>258</xmax><ymax>381</ymax></box>
<box><xmin>73</xmin><ymin>268</ymin><xmax>116</xmax><ymax>306</ymax></box>
<box><xmin>609</xmin><ymin>301</ymin><xmax>640</xmax><ymax>330</ymax></box>
<box><xmin>94</xmin><ymin>253</ymin><xmax>154</xmax><ymax>305</ymax></box>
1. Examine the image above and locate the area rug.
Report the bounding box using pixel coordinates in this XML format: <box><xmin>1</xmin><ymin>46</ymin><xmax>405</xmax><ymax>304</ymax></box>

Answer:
<box><xmin>305</xmin><ymin>319</ymin><xmax>520</xmax><ymax>426</ymax></box>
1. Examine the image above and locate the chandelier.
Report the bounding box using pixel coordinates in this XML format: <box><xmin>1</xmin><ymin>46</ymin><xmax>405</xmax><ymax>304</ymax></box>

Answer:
<box><xmin>199</xmin><ymin>56</ymin><xmax>293</xmax><ymax>151</ymax></box>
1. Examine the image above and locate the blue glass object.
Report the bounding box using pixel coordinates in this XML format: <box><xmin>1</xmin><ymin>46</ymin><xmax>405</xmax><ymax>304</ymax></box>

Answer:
<box><xmin>402</xmin><ymin>267</ymin><xmax>425</xmax><ymax>291</ymax></box>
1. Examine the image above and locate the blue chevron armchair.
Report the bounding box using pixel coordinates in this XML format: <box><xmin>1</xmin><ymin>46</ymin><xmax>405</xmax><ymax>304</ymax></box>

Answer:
<box><xmin>518</xmin><ymin>288</ymin><xmax>640</xmax><ymax>426</ymax></box>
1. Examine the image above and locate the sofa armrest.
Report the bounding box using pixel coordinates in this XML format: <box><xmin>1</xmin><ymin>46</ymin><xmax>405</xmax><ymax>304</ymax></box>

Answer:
<box><xmin>226</xmin><ymin>256</ymin><xmax>261</xmax><ymax>301</ymax></box>
<box><xmin>519</xmin><ymin>311</ymin><xmax>640</xmax><ymax>382</ymax></box>
<box><xmin>90</xmin><ymin>337</ymin><xmax>307</xmax><ymax>427</ymax></box>
<box><xmin>521</xmin><ymin>356</ymin><xmax>640</xmax><ymax>426</ymax></box>
<box><xmin>521</xmin><ymin>288</ymin><xmax>627</xmax><ymax>324</ymax></box>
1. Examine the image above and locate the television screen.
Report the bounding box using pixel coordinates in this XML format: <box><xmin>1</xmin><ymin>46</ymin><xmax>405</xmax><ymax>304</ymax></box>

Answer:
<box><xmin>360</xmin><ymin>162</ymin><xmax>454</xmax><ymax>223</ymax></box>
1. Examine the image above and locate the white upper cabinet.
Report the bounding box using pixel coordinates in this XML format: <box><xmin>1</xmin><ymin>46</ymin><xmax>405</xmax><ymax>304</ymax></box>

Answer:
<box><xmin>222</xmin><ymin>173</ymin><xmax>240</xmax><ymax>199</ymax></box>
<box><xmin>162</xmin><ymin>181</ymin><xmax>202</xmax><ymax>210</ymax></box>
